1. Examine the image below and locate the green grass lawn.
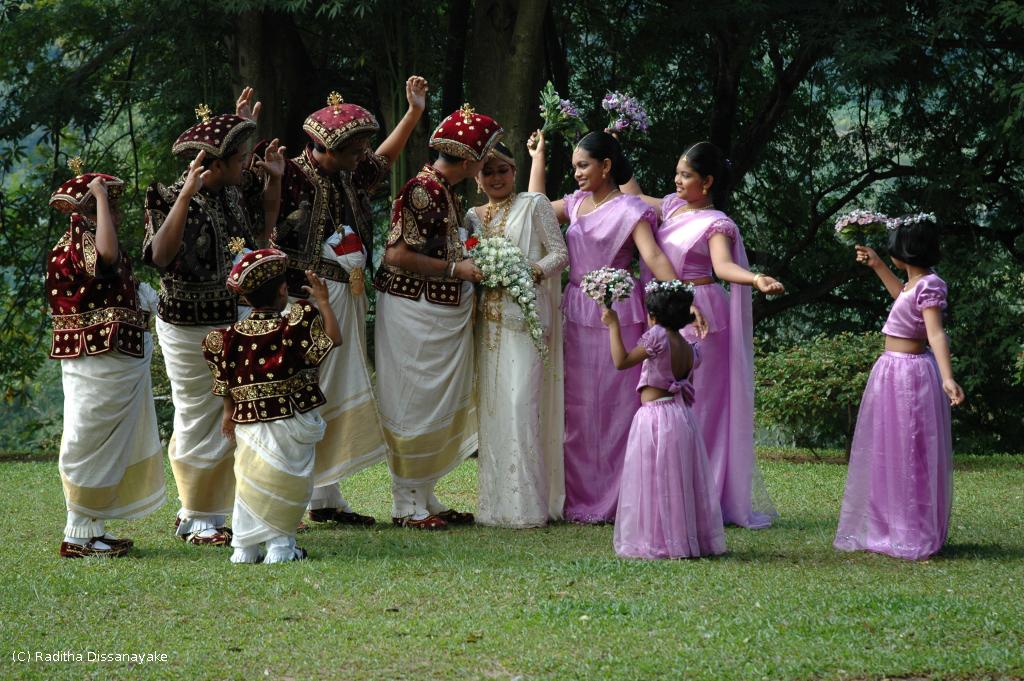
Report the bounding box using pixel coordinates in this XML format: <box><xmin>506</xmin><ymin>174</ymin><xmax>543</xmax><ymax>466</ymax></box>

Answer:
<box><xmin>1</xmin><ymin>454</ymin><xmax>1022</xmax><ymax>680</ymax></box>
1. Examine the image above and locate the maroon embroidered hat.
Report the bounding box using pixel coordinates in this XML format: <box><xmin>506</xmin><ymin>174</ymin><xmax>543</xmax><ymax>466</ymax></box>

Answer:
<box><xmin>429</xmin><ymin>104</ymin><xmax>503</xmax><ymax>161</ymax></box>
<box><xmin>172</xmin><ymin>104</ymin><xmax>256</xmax><ymax>159</ymax></box>
<box><xmin>49</xmin><ymin>157</ymin><xmax>124</xmax><ymax>215</ymax></box>
<box><xmin>226</xmin><ymin>248</ymin><xmax>289</xmax><ymax>295</ymax></box>
<box><xmin>303</xmin><ymin>91</ymin><xmax>380</xmax><ymax>150</ymax></box>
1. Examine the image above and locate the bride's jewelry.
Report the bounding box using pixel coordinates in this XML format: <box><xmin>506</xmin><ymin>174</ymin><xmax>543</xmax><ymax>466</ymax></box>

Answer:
<box><xmin>590</xmin><ymin>188</ymin><xmax>620</xmax><ymax>210</ymax></box>
<box><xmin>678</xmin><ymin>199</ymin><xmax>714</xmax><ymax>213</ymax></box>
<box><xmin>483</xmin><ymin>194</ymin><xmax>515</xmax><ymax>237</ymax></box>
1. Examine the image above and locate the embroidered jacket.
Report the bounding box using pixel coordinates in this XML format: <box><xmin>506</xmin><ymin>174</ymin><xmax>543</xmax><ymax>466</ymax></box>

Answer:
<box><xmin>373</xmin><ymin>165</ymin><xmax>465</xmax><ymax>306</ymax></box>
<box><xmin>266</xmin><ymin>144</ymin><xmax>389</xmax><ymax>297</ymax></box>
<box><xmin>46</xmin><ymin>213</ymin><xmax>148</xmax><ymax>359</ymax></box>
<box><xmin>142</xmin><ymin>170</ymin><xmax>262</xmax><ymax>326</ymax></box>
<box><xmin>202</xmin><ymin>302</ymin><xmax>334</xmax><ymax>424</ymax></box>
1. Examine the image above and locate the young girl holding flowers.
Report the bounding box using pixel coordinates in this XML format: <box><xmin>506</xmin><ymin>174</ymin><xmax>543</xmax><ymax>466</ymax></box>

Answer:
<box><xmin>834</xmin><ymin>216</ymin><xmax>964</xmax><ymax>560</ymax></box>
<box><xmin>601</xmin><ymin>281</ymin><xmax>726</xmax><ymax>559</ymax></box>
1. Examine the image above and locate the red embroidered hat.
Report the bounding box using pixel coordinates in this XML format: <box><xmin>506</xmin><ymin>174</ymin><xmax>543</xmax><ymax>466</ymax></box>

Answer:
<box><xmin>49</xmin><ymin>157</ymin><xmax>124</xmax><ymax>215</ymax></box>
<box><xmin>226</xmin><ymin>248</ymin><xmax>289</xmax><ymax>295</ymax></box>
<box><xmin>172</xmin><ymin>104</ymin><xmax>256</xmax><ymax>159</ymax></box>
<box><xmin>429</xmin><ymin>103</ymin><xmax>503</xmax><ymax>161</ymax></box>
<box><xmin>303</xmin><ymin>91</ymin><xmax>380</xmax><ymax>150</ymax></box>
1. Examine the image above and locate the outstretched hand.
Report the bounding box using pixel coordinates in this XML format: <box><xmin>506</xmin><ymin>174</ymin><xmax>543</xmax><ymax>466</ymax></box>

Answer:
<box><xmin>236</xmin><ymin>86</ymin><xmax>262</xmax><ymax>122</ymax></box>
<box><xmin>256</xmin><ymin>138</ymin><xmax>287</xmax><ymax>179</ymax></box>
<box><xmin>855</xmin><ymin>245</ymin><xmax>882</xmax><ymax>269</ymax></box>
<box><xmin>406</xmin><ymin>75</ymin><xmax>429</xmax><ymax>111</ymax></box>
<box><xmin>754</xmin><ymin>274</ymin><xmax>785</xmax><ymax>295</ymax></box>
<box><xmin>301</xmin><ymin>269</ymin><xmax>330</xmax><ymax>306</ymax></box>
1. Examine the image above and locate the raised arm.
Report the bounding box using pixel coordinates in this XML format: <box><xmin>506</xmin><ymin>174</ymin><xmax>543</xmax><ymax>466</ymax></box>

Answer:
<box><xmin>374</xmin><ymin>76</ymin><xmax>428</xmax><ymax>165</ymax></box>
<box><xmin>303</xmin><ymin>270</ymin><xmax>343</xmax><ymax>346</ymax></box>
<box><xmin>87</xmin><ymin>177</ymin><xmax>119</xmax><ymax>267</ymax></box>
<box><xmin>527</xmin><ymin>130</ymin><xmax>568</xmax><ymax>223</ymax></box>
<box><xmin>601</xmin><ymin>307</ymin><xmax>649</xmax><ymax>370</ymax></box>
<box><xmin>253</xmin><ymin>138</ymin><xmax>286</xmax><ymax>244</ymax></box>
<box><xmin>619</xmin><ymin>177</ymin><xmax>664</xmax><ymax>214</ymax></box>
<box><xmin>856</xmin><ymin>245</ymin><xmax>902</xmax><ymax>300</ymax></box>
<box><xmin>149</xmin><ymin>151</ymin><xmax>209</xmax><ymax>269</ymax></box>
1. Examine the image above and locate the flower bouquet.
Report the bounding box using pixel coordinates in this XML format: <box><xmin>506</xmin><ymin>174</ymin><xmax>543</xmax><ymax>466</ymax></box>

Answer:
<box><xmin>602</xmin><ymin>91</ymin><xmax>650</xmax><ymax>136</ymax></box>
<box><xmin>833</xmin><ymin>210</ymin><xmax>890</xmax><ymax>246</ymax></box>
<box><xmin>469</xmin><ymin>235</ymin><xmax>548</xmax><ymax>358</ymax></box>
<box><xmin>537</xmin><ymin>81</ymin><xmax>587</xmax><ymax>141</ymax></box>
<box><xmin>581</xmin><ymin>267</ymin><xmax>635</xmax><ymax>308</ymax></box>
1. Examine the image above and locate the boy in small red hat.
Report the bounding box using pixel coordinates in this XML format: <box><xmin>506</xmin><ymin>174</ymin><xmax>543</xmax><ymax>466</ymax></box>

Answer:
<box><xmin>203</xmin><ymin>250</ymin><xmax>341</xmax><ymax>563</ymax></box>
<box><xmin>47</xmin><ymin>158</ymin><xmax>166</xmax><ymax>557</ymax></box>
<box><xmin>373</xmin><ymin>103</ymin><xmax>503</xmax><ymax>529</ymax></box>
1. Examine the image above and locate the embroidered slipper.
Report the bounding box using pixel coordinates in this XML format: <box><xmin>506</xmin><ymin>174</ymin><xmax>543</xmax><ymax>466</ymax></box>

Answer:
<box><xmin>309</xmin><ymin>508</ymin><xmax>376</xmax><ymax>526</ymax></box>
<box><xmin>435</xmin><ymin>509</ymin><xmax>475</xmax><ymax>525</ymax></box>
<box><xmin>392</xmin><ymin>515</ymin><xmax>447</xmax><ymax>530</ymax></box>
<box><xmin>59</xmin><ymin>537</ymin><xmax>130</xmax><ymax>558</ymax></box>
<box><xmin>183</xmin><ymin>529</ymin><xmax>231</xmax><ymax>546</ymax></box>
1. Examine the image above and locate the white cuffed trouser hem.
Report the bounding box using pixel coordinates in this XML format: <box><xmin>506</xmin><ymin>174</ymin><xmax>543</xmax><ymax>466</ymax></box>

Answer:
<box><xmin>64</xmin><ymin>511</ymin><xmax>104</xmax><ymax>539</ymax></box>
<box><xmin>230</xmin><ymin>546</ymin><xmax>263</xmax><ymax>564</ymax></box>
<box><xmin>264</xmin><ymin>535</ymin><xmax>299</xmax><ymax>564</ymax></box>
<box><xmin>391</xmin><ymin>481</ymin><xmax>449</xmax><ymax>520</ymax></box>
<box><xmin>175</xmin><ymin>511</ymin><xmax>226</xmax><ymax>537</ymax></box>
<box><xmin>307</xmin><ymin>484</ymin><xmax>352</xmax><ymax>512</ymax></box>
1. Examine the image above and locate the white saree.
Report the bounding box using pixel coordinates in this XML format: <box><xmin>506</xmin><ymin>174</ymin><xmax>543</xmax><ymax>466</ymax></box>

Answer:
<box><xmin>466</xmin><ymin>192</ymin><xmax>568</xmax><ymax>527</ymax></box>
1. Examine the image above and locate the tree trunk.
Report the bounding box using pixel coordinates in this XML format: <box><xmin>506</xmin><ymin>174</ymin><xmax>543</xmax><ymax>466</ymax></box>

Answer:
<box><xmin>466</xmin><ymin>0</ymin><xmax>549</xmax><ymax>191</ymax></box>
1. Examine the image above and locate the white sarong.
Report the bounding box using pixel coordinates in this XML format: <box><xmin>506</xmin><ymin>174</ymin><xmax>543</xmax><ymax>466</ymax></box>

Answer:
<box><xmin>59</xmin><ymin>333</ymin><xmax>165</xmax><ymax>521</ymax></box>
<box><xmin>156</xmin><ymin>317</ymin><xmax>239</xmax><ymax>518</ymax></box>
<box><xmin>231</xmin><ymin>410</ymin><xmax>325</xmax><ymax>548</ymax></box>
<box><xmin>375</xmin><ymin>282</ymin><xmax>477</xmax><ymax>517</ymax></box>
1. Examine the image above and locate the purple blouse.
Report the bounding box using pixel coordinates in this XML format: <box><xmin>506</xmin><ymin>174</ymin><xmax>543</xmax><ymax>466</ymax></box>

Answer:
<box><xmin>881</xmin><ymin>273</ymin><xmax>947</xmax><ymax>340</ymax></box>
<box><xmin>636</xmin><ymin>324</ymin><xmax>700</xmax><ymax>398</ymax></box>
<box><xmin>658</xmin><ymin>195</ymin><xmax>738</xmax><ymax>280</ymax></box>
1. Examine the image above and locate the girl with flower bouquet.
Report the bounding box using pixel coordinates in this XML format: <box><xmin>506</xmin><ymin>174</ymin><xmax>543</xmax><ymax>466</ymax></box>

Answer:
<box><xmin>527</xmin><ymin>128</ymin><xmax>684</xmax><ymax>524</ymax></box>
<box><xmin>601</xmin><ymin>280</ymin><xmax>726</xmax><ymax>559</ymax></box>
<box><xmin>834</xmin><ymin>214</ymin><xmax>963</xmax><ymax>560</ymax></box>
<box><xmin>466</xmin><ymin>142</ymin><xmax>568</xmax><ymax>528</ymax></box>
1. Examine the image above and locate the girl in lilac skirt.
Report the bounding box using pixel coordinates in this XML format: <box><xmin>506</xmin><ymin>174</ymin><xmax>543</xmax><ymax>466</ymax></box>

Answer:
<box><xmin>834</xmin><ymin>216</ymin><xmax>965</xmax><ymax>560</ymax></box>
<box><xmin>601</xmin><ymin>280</ymin><xmax>726</xmax><ymax>559</ymax></box>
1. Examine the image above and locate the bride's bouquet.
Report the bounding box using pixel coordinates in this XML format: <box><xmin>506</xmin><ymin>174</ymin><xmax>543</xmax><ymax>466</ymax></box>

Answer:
<box><xmin>833</xmin><ymin>209</ymin><xmax>890</xmax><ymax>246</ymax></box>
<box><xmin>581</xmin><ymin>267</ymin><xmax>635</xmax><ymax>308</ymax></box>
<box><xmin>537</xmin><ymin>81</ymin><xmax>587</xmax><ymax>141</ymax></box>
<box><xmin>602</xmin><ymin>91</ymin><xmax>650</xmax><ymax>136</ymax></box>
<box><xmin>469</xmin><ymin>235</ymin><xmax>548</xmax><ymax>359</ymax></box>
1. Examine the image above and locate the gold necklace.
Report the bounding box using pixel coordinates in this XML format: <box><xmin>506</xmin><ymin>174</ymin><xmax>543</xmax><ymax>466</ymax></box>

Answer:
<box><xmin>590</xmin><ymin>188</ymin><xmax>620</xmax><ymax>210</ymax></box>
<box><xmin>678</xmin><ymin>200</ymin><xmax>714</xmax><ymax>213</ymax></box>
<box><xmin>483</xmin><ymin>194</ymin><xmax>515</xmax><ymax>237</ymax></box>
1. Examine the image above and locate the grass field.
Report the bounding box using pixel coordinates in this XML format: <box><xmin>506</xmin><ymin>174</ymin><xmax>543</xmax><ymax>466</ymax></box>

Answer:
<box><xmin>0</xmin><ymin>453</ymin><xmax>1022</xmax><ymax>680</ymax></box>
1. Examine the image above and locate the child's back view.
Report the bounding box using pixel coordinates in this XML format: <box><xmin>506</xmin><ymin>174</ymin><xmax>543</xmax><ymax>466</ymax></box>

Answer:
<box><xmin>203</xmin><ymin>249</ymin><xmax>341</xmax><ymax>563</ymax></box>
<box><xmin>602</xmin><ymin>280</ymin><xmax>726</xmax><ymax>559</ymax></box>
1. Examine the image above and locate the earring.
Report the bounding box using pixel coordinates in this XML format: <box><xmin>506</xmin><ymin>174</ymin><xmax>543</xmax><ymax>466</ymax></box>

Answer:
<box><xmin>702</xmin><ymin>188</ymin><xmax>708</xmax><ymax>195</ymax></box>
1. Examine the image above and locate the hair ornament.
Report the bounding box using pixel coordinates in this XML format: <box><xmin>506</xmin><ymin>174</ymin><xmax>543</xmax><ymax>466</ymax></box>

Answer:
<box><xmin>644</xmin><ymin>279</ymin><xmax>694</xmax><ymax>295</ymax></box>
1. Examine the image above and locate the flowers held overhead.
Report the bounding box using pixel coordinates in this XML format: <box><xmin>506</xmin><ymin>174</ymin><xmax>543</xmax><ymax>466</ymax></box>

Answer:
<box><xmin>602</xmin><ymin>91</ymin><xmax>650</xmax><ymax>136</ymax></box>
<box><xmin>886</xmin><ymin>212</ymin><xmax>936</xmax><ymax>229</ymax></box>
<box><xmin>581</xmin><ymin>267</ymin><xmax>635</xmax><ymax>308</ymax></box>
<box><xmin>833</xmin><ymin>209</ymin><xmax>890</xmax><ymax>246</ymax></box>
<box><xmin>537</xmin><ymin>81</ymin><xmax>587</xmax><ymax>141</ymax></box>
<box><xmin>469</xmin><ymin>235</ymin><xmax>548</xmax><ymax>359</ymax></box>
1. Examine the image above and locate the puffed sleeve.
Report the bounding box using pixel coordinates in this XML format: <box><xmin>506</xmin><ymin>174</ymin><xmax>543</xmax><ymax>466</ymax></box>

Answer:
<box><xmin>637</xmin><ymin>325</ymin><xmax>667</xmax><ymax>358</ymax></box>
<box><xmin>202</xmin><ymin>328</ymin><xmax>229</xmax><ymax>396</ymax></box>
<box><xmin>561</xmin><ymin>190</ymin><xmax>585</xmax><ymax>221</ymax></box>
<box><xmin>706</xmin><ymin>217</ymin><xmax>738</xmax><ymax>242</ymax></box>
<box><xmin>915</xmin><ymin>275</ymin><xmax>948</xmax><ymax>311</ymax></box>
<box><xmin>351</xmin><ymin>150</ymin><xmax>391</xmax><ymax>192</ymax></box>
<box><xmin>529</xmin><ymin>195</ymin><xmax>569</xmax><ymax>280</ymax></box>
<box><xmin>386</xmin><ymin>178</ymin><xmax>436</xmax><ymax>248</ymax></box>
<box><xmin>283</xmin><ymin>301</ymin><xmax>334</xmax><ymax>367</ymax></box>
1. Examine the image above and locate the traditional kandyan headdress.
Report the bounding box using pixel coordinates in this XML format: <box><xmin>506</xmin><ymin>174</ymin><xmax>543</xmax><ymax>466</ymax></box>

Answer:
<box><xmin>429</xmin><ymin>103</ymin><xmax>503</xmax><ymax>161</ymax></box>
<box><xmin>226</xmin><ymin>248</ymin><xmax>289</xmax><ymax>295</ymax></box>
<box><xmin>172</xmin><ymin>104</ymin><xmax>256</xmax><ymax>159</ymax></box>
<box><xmin>48</xmin><ymin>157</ymin><xmax>125</xmax><ymax>215</ymax></box>
<box><xmin>302</xmin><ymin>90</ymin><xmax>380</xmax><ymax>150</ymax></box>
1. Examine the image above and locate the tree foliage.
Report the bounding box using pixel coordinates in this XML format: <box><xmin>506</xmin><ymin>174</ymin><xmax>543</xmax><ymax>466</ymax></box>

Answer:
<box><xmin>1</xmin><ymin>0</ymin><xmax>1021</xmax><ymax>450</ymax></box>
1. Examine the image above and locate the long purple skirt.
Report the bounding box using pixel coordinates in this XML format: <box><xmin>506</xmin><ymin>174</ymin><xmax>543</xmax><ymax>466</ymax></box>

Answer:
<box><xmin>563</xmin><ymin>318</ymin><xmax>643</xmax><ymax>523</ymax></box>
<box><xmin>834</xmin><ymin>351</ymin><xmax>953</xmax><ymax>560</ymax></box>
<box><xmin>614</xmin><ymin>396</ymin><xmax>726</xmax><ymax>559</ymax></box>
